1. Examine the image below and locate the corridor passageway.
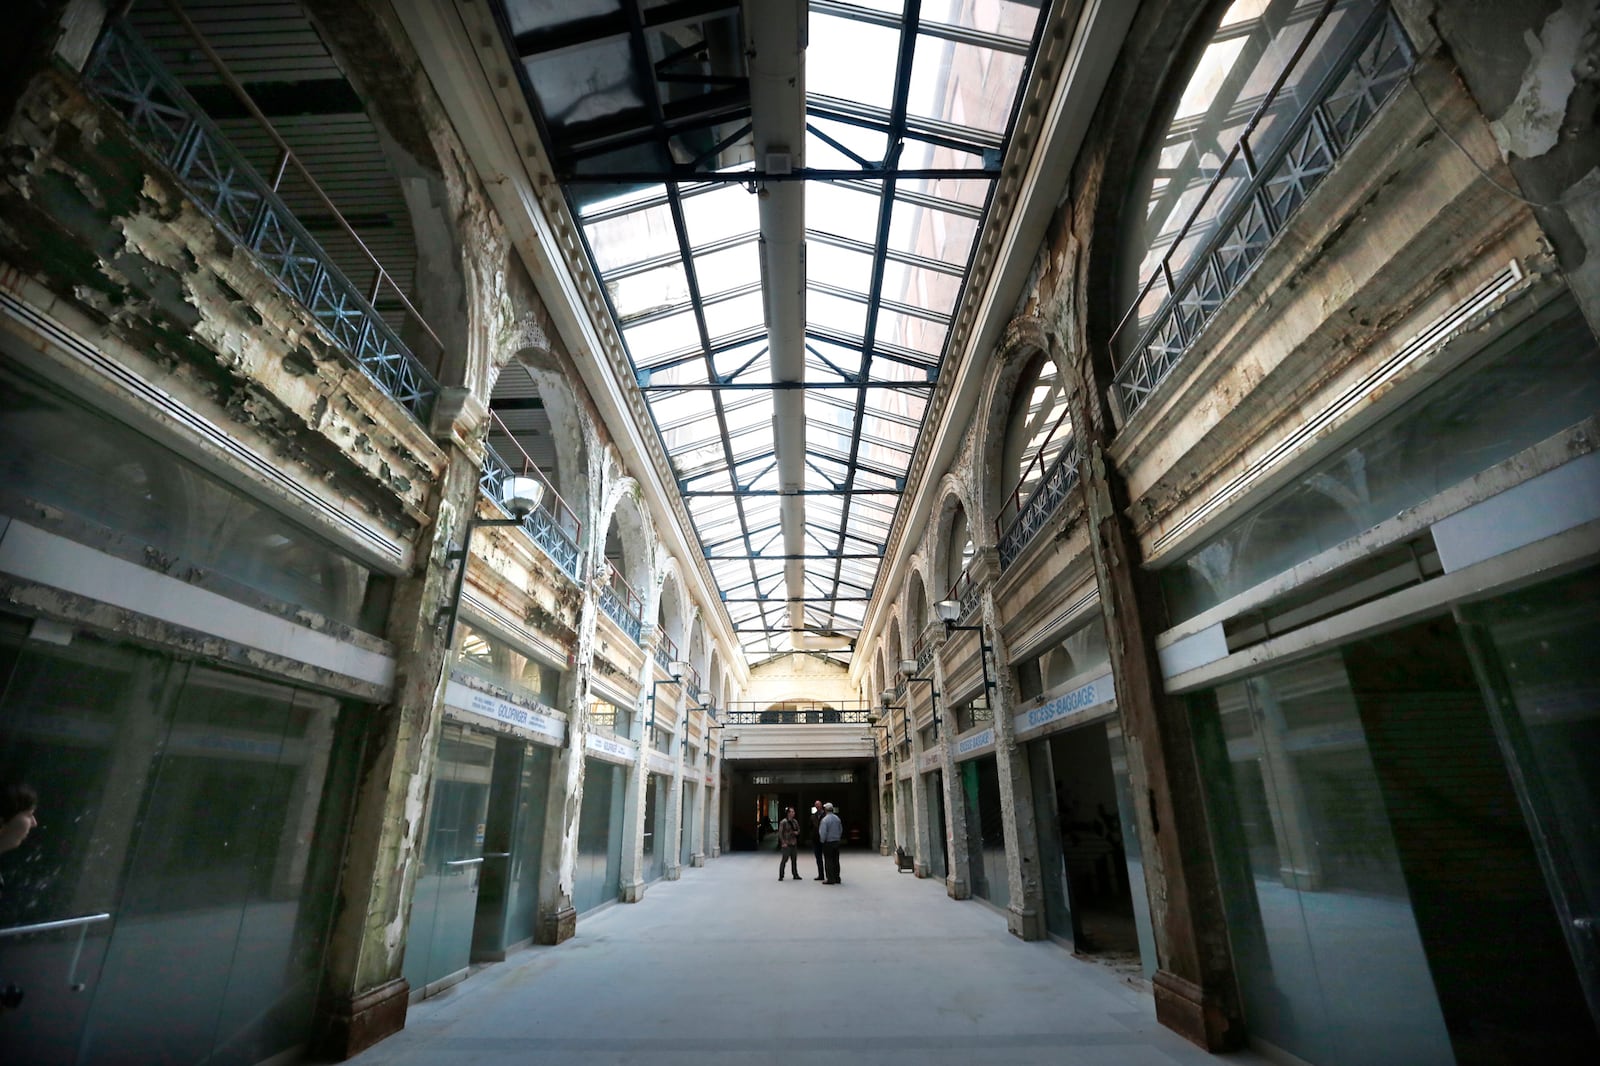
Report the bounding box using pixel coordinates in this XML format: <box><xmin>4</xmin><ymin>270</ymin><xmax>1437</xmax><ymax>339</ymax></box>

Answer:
<box><xmin>347</xmin><ymin>854</ymin><xmax>1271</xmax><ymax>1066</ymax></box>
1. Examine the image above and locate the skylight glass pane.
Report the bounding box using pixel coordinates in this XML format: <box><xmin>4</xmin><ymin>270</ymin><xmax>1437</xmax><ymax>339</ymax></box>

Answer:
<box><xmin>863</xmin><ymin>354</ymin><xmax>931</xmax><ymax>383</ymax></box>
<box><xmin>808</xmin><ymin>12</ymin><xmax>900</xmax><ymax>111</ymax></box>
<box><xmin>809</xmin><ymin>290</ymin><xmax>869</xmax><ymax>339</ymax></box>
<box><xmin>881</xmin><ymin>259</ymin><xmax>964</xmax><ymax>317</ymax></box>
<box><xmin>807</xmin><ymin>182</ymin><xmax>883</xmax><ymax>241</ymax></box>
<box><xmin>623</xmin><ymin>308</ymin><xmax>701</xmax><ymax>364</ymax></box>
<box><xmin>577</xmin><ymin>183</ymin><xmax>666</xmax><ymax>220</ymax></box>
<box><xmin>681</xmin><ymin>184</ymin><xmax>759</xmax><ymax>247</ymax></box>
<box><xmin>806</xmin><ymin>240</ymin><xmax>874</xmax><ymax>293</ymax></box>
<box><xmin>887</xmin><ymin>197</ymin><xmax>977</xmax><ymax>266</ymax></box>
<box><xmin>907</xmin><ymin>37</ymin><xmax>1028</xmax><ymax>136</ymax></box>
<box><xmin>713</xmin><ymin>339</ymin><xmax>771</xmax><ymax>383</ymax></box>
<box><xmin>641</xmin><ymin>361</ymin><xmax>710</xmax><ymax>387</ymax></box>
<box><xmin>805</xmin><ymin>116</ymin><xmax>891</xmax><ymax>171</ymax></box>
<box><xmin>921</xmin><ymin>0</ymin><xmax>1039</xmax><ymax>41</ymax></box>
<box><xmin>805</xmin><ymin>337</ymin><xmax>865</xmax><ymax>382</ymax></box>
<box><xmin>584</xmin><ymin>203</ymin><xmax>680</xmax><ymax>272</ymax></box>
<box><xmin>607</xmin><ymin>261</ymin><xmax>690</xmax><ymax>320</ymax></box>
<box><xmin>703</xmin><ymin>290</ymin><xmax>765</xmax><ymax>341</ymax></box>
<box><xmin>522</xmin><ymin>38</ymin><xmax>640</xmax><ymax>135</ymax></box>
<box><xmin>875</xmin><ymin>309</ymin><xmax>947</xmax><ymax>356</ymax></box>
<box><xmin>693</xmin><ymin>241</ymin><xmax>761</xmax><ymax>298</ymax></box>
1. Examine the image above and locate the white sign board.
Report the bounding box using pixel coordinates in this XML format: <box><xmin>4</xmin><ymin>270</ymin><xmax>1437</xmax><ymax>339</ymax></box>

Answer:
<box><xmin>1013</xmin><ymin>671</ymin><xmax>1115</xmax><ymax>739</ymax></box>
<box><xmin>445</xmin><ymin>680</ymin><xmax>566</xmax><ymax>746</ymax></box>
<box><xmin>585</xmin><ymin>732</ymin><xmax>637</xmax><ymax>765</ymax></box>
<box><xmin>954</xmin><ymin>727</ymin><xmax>995</xmax><ymax>761</ymax></box>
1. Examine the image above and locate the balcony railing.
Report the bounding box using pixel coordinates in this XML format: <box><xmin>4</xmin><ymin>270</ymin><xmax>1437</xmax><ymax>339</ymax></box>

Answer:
<box><xmin>685</xmin><ymin>665</ymin><xmax>703</xmax><ymax>702</ymax></box>
<box><xmin>1109</xmin><ymin>3</ymin><xmax>1412</xmax><ymax>423</ymax></box>
<box><xmin>998</xmin><ymin>437</ymin><xmax>1080</xmax><ymax>571</ymax></box>
<box><xmin>723</xmin><ymin>700</ymin><xmax>876</xmax><ymax>725</ymax></box>
<box><xmin>481</xmin><ymin>410</ymin><xmax>582</xmax><ymax>579</ymax></box>
<box><xmin>85</xmin><ymin>18</ymin><xmax>441</xmax><ymax>422</ymax></box>
<box><xmin>599</xmin><ymin>561</ymin><xmax>644</xmax><ymax>643</ymax></box>
<box><xmin>946</xmin><ymin>564</ymin><xmax>982</xmax><ymax>625</ymax></box>
<box><xmin>653</xmin><ymin>630</ymin><xmax>678</xmax><ymax>672</ymax></box>
<box><xmin>912</xmin><ymin>630</ymin><xmax>937</xmax><ymax>676</ymax></box>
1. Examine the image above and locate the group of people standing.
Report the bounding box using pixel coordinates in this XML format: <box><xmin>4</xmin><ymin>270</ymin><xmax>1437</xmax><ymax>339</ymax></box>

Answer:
<box><xmin>776</xmin><ymin>799</ymin><xmax>842</xmax><ymax>884</ymax></box>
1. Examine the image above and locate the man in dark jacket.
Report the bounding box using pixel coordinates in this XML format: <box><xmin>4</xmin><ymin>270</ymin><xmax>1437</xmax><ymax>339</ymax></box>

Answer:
<box><xmin>807</xmin><ymin>799</ymin><xmax>826</xmax><ymax>881</ymax></box>
<box><xmin>777</xmin><ymin>807</ymin><xmax>800</xmax><ymax>881</ymax></box>
<box><xmin>819</xmin><ymin>803</ymin><xmax>843</xmax><ymax>884</ymax></box>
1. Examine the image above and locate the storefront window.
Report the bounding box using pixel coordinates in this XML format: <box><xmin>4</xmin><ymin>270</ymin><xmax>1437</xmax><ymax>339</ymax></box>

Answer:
<box><xmin>1193</xmin><ymin>652</ymin><xmax>1452</xmax><ymax>1065</ymax></box>
<box><xmin>1163</xmin><ymin>296</ymin><xmax>1600</xmax><ymax>621</ymax></box>
<box><xmin>0</xmin><ymin>614</ymin><xmax>360</xmax><ymax>1065</ymax></box>
<box><xmin>0</xmin><ymin>362</ymin><xmax>390</xmax><ymax>633</ymax></box>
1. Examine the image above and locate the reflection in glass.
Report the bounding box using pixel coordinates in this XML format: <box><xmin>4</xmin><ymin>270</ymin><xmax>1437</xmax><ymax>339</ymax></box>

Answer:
<box><xmin>1195</xmin><ymin>653</ymin><xmax>1452</xmax><ymax>1066</ymax></box>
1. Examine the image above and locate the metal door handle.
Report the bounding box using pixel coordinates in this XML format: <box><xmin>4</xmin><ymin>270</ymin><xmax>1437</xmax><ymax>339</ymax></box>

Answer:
<box><xmin>483</xmin><ymin>852</ymin><xmax>511</xmax><ymax>859</ymax></box>
<box><xmin>444</xmin><ymin>858</ymin><xmax>484</xmax><ymax>867</ymax></box>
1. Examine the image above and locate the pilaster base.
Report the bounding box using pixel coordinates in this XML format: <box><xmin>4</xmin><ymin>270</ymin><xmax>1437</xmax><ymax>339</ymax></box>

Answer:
<box><xmin>710</xmin><ymin>845</ymin><xmax>721</xmax><ymax>857</ymax></box>
<box><xmin>1153</xmin><ymin>969</ymin><xmax>1240</xmax><ymax>1051</ymax></box>
<box><xmin>946</xmin><ymin>876</ymin><xmax>971</xmax><ymax>900</ymax></box>
<box><xmin>914</xmin><ymin>863</ymin><xmax>931</xmax><ymax>878</ymax></box>
<box><xmin>620</xmin><ymin>878</ymin><xmax>646</xmax><ymax>902</ymax></box>
<box><xmin>690</xmin><ymin>852</ymin><xmax>706</xmax><ymax>867</ymax></box>
<box><xmin>1007</xmin><ymin>902</ymin><xmax>1046</xmax><ymax>941</ymax></box>
<box><xmin>664</xmin><ymin>863</ymin><xmax>682</xmax><ymax>881</ymax></box>
<box><xmin>879</xmin><ymin>844</ymin><xmax>892</xmax><ymax>855</ymax></box>
<box><xmin>313</xmin><ymin>977</ymin><xmax>409</xmax><ymax>1060</ymax></box>
<box><xmin>536</xmin><ymin>905</ymin><xmax>576</xmax><ymax>945</ymax></box>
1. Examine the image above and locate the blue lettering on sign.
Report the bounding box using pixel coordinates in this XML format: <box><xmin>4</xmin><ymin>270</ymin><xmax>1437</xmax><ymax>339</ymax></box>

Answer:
<box><xmin>1017</xmin><ymin>674</ymin><xmax>1113</xmax><ymax>734</ymax></box>
<box><xmin>957</xmin><ymin>729</ymin><xmax>994</xmax><ymax>755</ymax></box>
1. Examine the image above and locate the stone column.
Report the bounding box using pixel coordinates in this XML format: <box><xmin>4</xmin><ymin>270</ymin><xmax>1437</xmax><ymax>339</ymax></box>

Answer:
<box><xmin>663</xmin><ymin>683</ymin><xmax>688</xmax><ymax>880</ymax></box>
<box><xmin>929</xmin><ymin>652</ymin><xmax>972</xmax><ymax>901</ymax></box>
<box><xmin>533</xmin><ymin>561</ymin><xmax>601</xmax><ymax>944</ymax></box>
<box><xmin>708</xmin><ymin>745</ymin><xmax>723</xmax><ymax>857</ymax></box>
<box><xmin>618</xmin><ymin>662</ymin><xmax>655</xmax><ymax>902</ymax></box>
<box><xmin>1060</xmin><ymin>328</ymin><xmax>1242</xmax><ymax>1050</ymax></box>
<box><xmin>878</xmin><ymin>742</ymin><xmax>894</xmax><ymax>855</ymax></box>
<box><xmin>904</xmin><ymin>691</ymin><xmax>934</xmax><ymax>878</ymax></box>
<box><xmin>980</xmin><ymin>579</ymin><xmax>1047</xmax><ymax>940</ymax></box>
<box><xmin>313</xmin><ymin>448</ymin><xmax>477</xmax><ymax>1058</ymax></box>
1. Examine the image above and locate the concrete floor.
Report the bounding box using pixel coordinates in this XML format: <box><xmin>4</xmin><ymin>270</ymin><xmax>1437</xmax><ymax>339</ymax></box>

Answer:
<box><xmin>350</xmin><ymin>850</ymin><xmax>1276</xmax><ymax>1066</ymax></box>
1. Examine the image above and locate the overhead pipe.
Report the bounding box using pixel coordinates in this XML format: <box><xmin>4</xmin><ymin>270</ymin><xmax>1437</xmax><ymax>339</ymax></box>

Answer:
<box><xmin>743</xmin><ymin>0</ymin><xmax>811</xmax><ymax>644</ymax></box>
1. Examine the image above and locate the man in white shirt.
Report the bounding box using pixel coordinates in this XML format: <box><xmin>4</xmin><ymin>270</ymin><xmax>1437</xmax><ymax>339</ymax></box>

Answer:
<box><xmin>818</xmin><ymin>802</ymin><xmax>843</xmax><ymax>884</ymax></box>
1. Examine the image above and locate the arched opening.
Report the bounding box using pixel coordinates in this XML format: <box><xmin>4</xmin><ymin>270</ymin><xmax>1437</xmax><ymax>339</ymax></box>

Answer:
<box><xmin>994</xmin><ymin>347</ymin><xmax>1071</xmax><ymax>535</ymax></box>
<box><xmin>598</xmin><ymin>494</ymin><xmax>650</xmax><ymax>643</ymax></box>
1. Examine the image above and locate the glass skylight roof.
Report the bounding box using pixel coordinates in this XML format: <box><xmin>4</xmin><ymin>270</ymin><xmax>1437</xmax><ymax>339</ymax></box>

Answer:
<box><xmin>498</xmin><ymin>0</ymin><xmax>1047</xmax><ymax>665</ymax></box>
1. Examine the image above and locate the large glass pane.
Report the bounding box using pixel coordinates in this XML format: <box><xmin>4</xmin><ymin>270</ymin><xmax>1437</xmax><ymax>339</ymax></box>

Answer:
<box><xmin>402</xmin><ymin>724</ymin><xmax>493</xmax><ymax>995</ymax></box>
<box><xmin>1195</xmin><ymin>653</ymin><xmax>1452</xmax><ymax>1066</ymax></box>
<box><xmin>808</xmin><ymin>11</ymin><xmax>900</xmax><ymax>111</ymax></box>
<box><xmin>0</xmin><ymin>362</ymin><xmax>387</xmax><ymax>633</ymax></box>
<box><xmin>1163</xmin><ymin>297</ymin><xmax>1600</xmax><ymax>621</ymax></box>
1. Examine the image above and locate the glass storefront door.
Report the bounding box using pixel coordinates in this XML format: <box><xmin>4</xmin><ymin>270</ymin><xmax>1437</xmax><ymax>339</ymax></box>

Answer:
<box><xmin>573</xmin><ymin>759</ymin><xmax>623</xmax><ymax>913</ymax></box>
<box><xmin>0</xmin><ymin>614</ymin><xmax>358</xmax><ymax>1066</ymax></box>
<box><xmin>1460</xmin><ymin>565</ymin><xmax>1600</xmax><ymax>1032</ymax></box>
<box><xmin>402</xmin><ymin>724</ymin><xmax>493</xmax><ymax>998</ymax></box>
<box><xmin>922</xmin><ymin>771</ymin><xmax>948</xmax><ymax>880</ymax></box>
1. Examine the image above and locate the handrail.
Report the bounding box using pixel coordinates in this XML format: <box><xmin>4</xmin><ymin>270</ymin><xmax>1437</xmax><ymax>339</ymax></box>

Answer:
<box><xmin>0</xmin><ymin>912</ymin><xmax>111</xmax><ymax>939</ymax></box>
<box><xmin>599</xmin><ymin>560</ymin><xmax>644</xmax><ymax>641</ymax></box>
<box><xmin>485</xmin><ymin>409</ymin><xmax>582</xmax><ymax>541</ymax></box>
<box><xmin>945</xmin><ymin>562</ymin><xmax>982</xmax><ymax>624</ymax></box>
<box><xmin>156</xmin><ymin>0</ymin><xmax>443</xmax><ymax>354</ymax></box>
<box><xmin>86</xmin><ymin>21</ymin><xmax>441</xmax><ymax>420</ymax></box>
<box><xmin>995</xmin><ymin>401</ymin><xmax>1073</xmax><ymax>536</ymax></box>
<box><xmin>654</xmin><ymin>629</ymin><xmax>679</xmax><ymax>671</ymax></box>
<box><xmin>1109</xmin><ymin>3</ymin><xmax>1411</xmax><ymax>422</ymax></box>
<box><xmin>1109</xmin><ymin>0</ymin><xmax>1344</xmax><ymax>350</ymax></box>
<box><xmin>997</xmin><ymin>437</ymin><xmax>1080</xmax><ymax>570</ymax></box>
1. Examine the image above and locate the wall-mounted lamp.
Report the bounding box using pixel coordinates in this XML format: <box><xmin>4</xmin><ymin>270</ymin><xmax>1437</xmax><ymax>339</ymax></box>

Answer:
<box><xmin>934</xmin><ymin>599</ymin><xmax>997</xmax><ymax>708</ymax></box>
<box><xmin>897</xmin><ymin>659</ymin><xmax>941</xmax><ymax>739</ymax></box>
<box><xmin>646</xmin><ymin>661</ymin><xmax>691</xmax><ymax>730</ymax></box>
<box><xmin>680</xmin><ymin>696</ymin><xmax>713</xmax><ymax>751</ymax></box>
<box><xmin>438</xmin><ymin>476</ymin><xmax>547</xmax><ymax>650</ymax></box>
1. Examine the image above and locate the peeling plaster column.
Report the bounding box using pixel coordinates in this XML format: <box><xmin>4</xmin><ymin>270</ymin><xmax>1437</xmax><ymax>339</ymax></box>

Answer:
<box><xmin>980</xmin><ymin>565</ymin><xmax>1047</xmax><ymax>941</ymax></box>
<box><xmin>931</xmin><ymin>649</ymin><xmax>973</xmax><ymax>901</ymax></box>
<box><xmin>619</xmin><ymin>656</ymin><xmax>656</xmax><ymax>902</ymax></box>
<box><xmin>687</xmin><ymin>740</ymin><xmax>706</xmax><ymax>867</ymax></box>
<box><xmin>663</xmin><ymin>685</ymin><xmax>688</xmax><ymax>880</ymax></box>
<box><xmin>877</xmin><ymin>745</ymin><xmax>894</xmax><ymax>855</ymax></box>
<box><xmin>905</xmin><ymin>696</ymin><xmax>935</xmax><ymax>878</ymax></box>
<box><xmin>533</xmin><ymin>575</ymin><xmax>600</xmax><ymax>945</ymax></box>
<box><xmin>314</xmin><ymin>448</ymin><xmax>478</xmax><ymax>1058</ymax></box>
<box><xmin>1060</xmin><ymin>326</ymin><xmax>1242</xmax><ymax>1050</ymax></box>
<box><xmin>708</xmin><ymin>745</ymin><xmax>724</xmax><ymax>858</ymax></box>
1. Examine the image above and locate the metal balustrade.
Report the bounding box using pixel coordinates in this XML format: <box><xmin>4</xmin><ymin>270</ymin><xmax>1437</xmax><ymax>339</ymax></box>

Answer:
<box><xmin>653</xmin><ymin>630</ymin><xmax>678</xmax><ymax>672</ymax></box>
<box><xmin>599</xmin><ymin>561</ymin><xmax>644</xmax><ymax>643</ymax></box>
<box><xmin>997</xmin><ymin>438</ymin><xmax>1080</xmax><ymax>570</ymax></box>
<box><xmin>480</xmin><ymin>416</ymin><xmax>582</xmax><ymax>580</ymax></box>
<box><xmin>946</xmin><ymin>564</ymin><xmax>983</xmax><ymax>624</ymax></box>
<box><xmin>722</xmin><ymin>700</ymin><xmax>877</xmax><ymax>725</ymax></box>
<box><xmin>85</xmin><ymin>19</ymin><xmax>442</xmax><ymax>423</ymax></box>
<box><xmin>1109</xmin><ymin>4</ymin><xmax>1413</xmax><ymax>423</ymax></box>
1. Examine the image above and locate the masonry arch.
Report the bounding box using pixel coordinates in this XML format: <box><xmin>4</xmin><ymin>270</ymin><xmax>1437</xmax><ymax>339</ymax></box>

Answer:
<box><xmin>931</xmin><ymin>481</ymin><xmax>979</xmax><ymax>605</ymax></box>
<box><xmin>978</xmin><ymin>317</ymin><xmax>1072</xmax><ymax>542</ymax></box>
